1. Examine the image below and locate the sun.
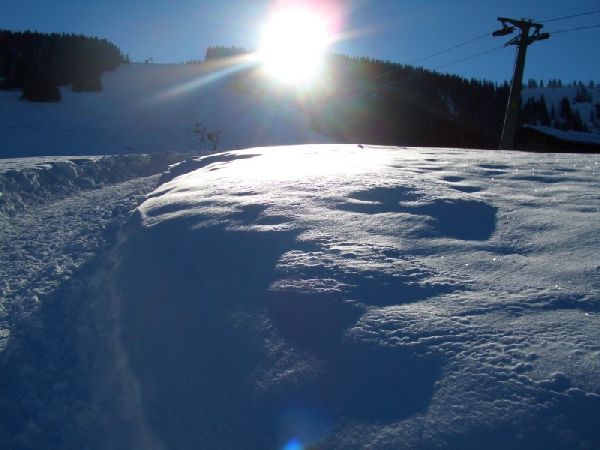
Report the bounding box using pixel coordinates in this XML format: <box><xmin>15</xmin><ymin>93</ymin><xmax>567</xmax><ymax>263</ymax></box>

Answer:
<box><xmin>258</xmin><ymin>8</ymin><xmax>332</xmax><ymax>86</ymax></box>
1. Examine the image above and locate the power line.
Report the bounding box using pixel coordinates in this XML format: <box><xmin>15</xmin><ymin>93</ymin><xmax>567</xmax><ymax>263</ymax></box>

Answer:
<box><xmin>324</xmin><ymin>16</ymin><xmax>597</xmax><ymax>102</ymax></box>
<box><xmin>536</xmin><ymin>1</ymin><xmax>600</xmax><ymax>20</ymax></box>
<box><xmin>547</xmin><ymin>23</ymin><xmax>600</xmax><ymax>34</ymax></box>
<box><xmin>433</xmin><ymin>45</ymin><xmax>506</xmax><ymax>70</ymax></box>
<box><xmin>539</xmin><ymin>8</ymin><xmax>600</xmax><ymax>23</ymax></box>
<box><xmin>411</xmin><ymin>32</ymin><xmax>491</xmax><ymax>65</ymax></box>
<box><xmin>348</xmin><ymin>44</ymin><xmax>507</xmax><ymax>96</ymax></box>
<box><xmin>327</xmin><ymin>29</ymin><xmax>496</xmax><ymax>100</ymax></box>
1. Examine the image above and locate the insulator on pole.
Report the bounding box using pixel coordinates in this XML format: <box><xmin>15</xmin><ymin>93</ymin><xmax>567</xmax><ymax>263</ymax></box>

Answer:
<box><xmin>492</xmin><ymin>27</ymin><xmax>515</xmax><ymax>37</ymax></box>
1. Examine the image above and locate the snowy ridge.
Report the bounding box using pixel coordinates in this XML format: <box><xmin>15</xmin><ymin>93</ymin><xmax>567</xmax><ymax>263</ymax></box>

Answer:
<box><xmin>0</xmin><ymin>152</ymin><xmax>188</xmax><ymax>216</ymax></box>
<box><xmin>0</xmin><ymin>151</ymin><xmax>194</xmax><ymax>358</ymax></box>
<box><xmin>98</xmin><ymin>144</ymin><xmax>600</xmax><ymax>449</ymax></box>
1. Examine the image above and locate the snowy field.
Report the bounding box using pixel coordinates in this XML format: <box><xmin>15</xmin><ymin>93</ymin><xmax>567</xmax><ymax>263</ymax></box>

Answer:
<box><xmin>3</xmin><ymin>144</ymin><xmax>597</xmax><ymax>449</ymax></box>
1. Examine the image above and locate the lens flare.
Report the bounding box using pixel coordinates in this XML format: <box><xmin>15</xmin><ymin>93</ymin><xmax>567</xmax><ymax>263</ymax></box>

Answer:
<box><xmin>283</xmin><ymin>438</ymin><xmax>304</xmax><ymax>450</ymax></box>
<box><xmin>258</xmin><ymin>7</ymin><xmax>333</xmax><ymax>85</ymax></box>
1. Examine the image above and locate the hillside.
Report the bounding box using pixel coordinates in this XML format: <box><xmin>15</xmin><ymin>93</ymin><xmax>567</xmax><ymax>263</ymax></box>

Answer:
<box><xmin>522</xmin><ymin>84</ymin><xmax>600</xmax><ymax>145</ymax></box>
<box><xmin>3</xmin><ymin>46</ymin><xmax>600</xmax><ymax>155</ymax></box>
<box><xmin>0</xmin><ymin>62</ymin><xmax>330</xmax><ymax>158</ymax></box>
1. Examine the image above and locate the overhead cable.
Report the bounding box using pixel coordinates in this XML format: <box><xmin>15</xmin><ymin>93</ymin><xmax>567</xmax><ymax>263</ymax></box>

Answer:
<box><xmin>539</xmin><ymin>8</ymin><xmax>600</xmax><ymax>23</ymax></box>
<box><xmin>547</xmin><ymin>23</ymin><xmax>600</xmax><ymax>34</ymax></box>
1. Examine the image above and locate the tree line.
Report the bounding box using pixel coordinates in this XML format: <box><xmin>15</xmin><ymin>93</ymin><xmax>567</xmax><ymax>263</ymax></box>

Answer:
<box><xmin>304</xmin><ymin>54</ymin><xmax>510</xmax><ymax>149</ymax></box>
<box><xmin>205</xmin><ymin>46</ymin><xmax>249</xmax><ymax>61</ymax></box>
<box><xmin>0</xmin><ymin>30</ymin><xmax>125</xmax><ymax>101</ymax></box>
<box><xmin>521</xmin><ymin>96</ymin><xmax>598</xmax><ymax>132</ymax></box>
<box><xmin>303</xmin><ymin>56</ymin><xmax>598</xmax><ymax>148</ymax></box>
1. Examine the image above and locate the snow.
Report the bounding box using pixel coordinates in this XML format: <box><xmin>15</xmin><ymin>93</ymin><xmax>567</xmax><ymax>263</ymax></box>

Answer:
<box><xmin>51</xmin><ymin>144</ymin><xmax>596</xmax><ymax>449</ymax></box>
<box><xmin>1</xmin><ymin>62</ymin><xmax>599</xmax><ymax>448</ymax></box>
<box><xmin>0</xmin><ymin>63</ymin><xmax>330</xmax><ymax>158</ymax></box>
<box><xmin>0</xmin><ymin>153</ymin><xmax>187</xmax><ymax>216</ymax></box>
<box><xmin>526</xmin><ymin>124</ymin><xmax>600</xmax><ymax>145</ymax></box>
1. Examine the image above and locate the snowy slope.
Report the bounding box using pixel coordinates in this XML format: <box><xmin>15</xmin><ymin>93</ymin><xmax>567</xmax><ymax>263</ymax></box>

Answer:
<box><xmin>523</xmin><ymin>85</ymin><xmax>600</xmax><ymax>143</ymax></box>
<box><xmin>1</xmin><ymin>144</ymin><xmax>599</xmax><ymax>449</ymax></box>
<box><xmin>79</xmin><ymin>144</ymin><xmax>600</xmax><ymax>450</ymax></box>
<box><xmin>525</xmin><ymin>124</ymin><xmax>600</xmax><ymax>145</ymax></box>
<box><xmin>0</xmin><ymin>152</ymin><xmax>189</xmax><ymax>352</ymax></box>
<box><xmin>0</xmin><ymin>62</ymin><xmax>330</xmax><ymax>158</ymax></box>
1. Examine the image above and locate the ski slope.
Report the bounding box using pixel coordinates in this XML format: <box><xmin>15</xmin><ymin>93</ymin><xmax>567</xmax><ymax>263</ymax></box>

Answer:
<box><xmin>523</xmin><ymin>85</ymin><xmax>600</xmax><ymax>143</ymax></box>
<box><xmin>0</xmin><ymin>62</ymin><xmax>330</xmax><ymax>158</ymax></box>
<box><xmin>3</xmin><ymin>144</ymin><xmax>595</xmax><ymax>449</ymax></box>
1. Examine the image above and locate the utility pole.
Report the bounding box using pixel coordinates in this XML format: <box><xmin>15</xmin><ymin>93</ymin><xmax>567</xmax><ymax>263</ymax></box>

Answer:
<box><xmin>493</xmin><ymin>18</ymin><xmax>550</xmax><ymax>150</ymax></box>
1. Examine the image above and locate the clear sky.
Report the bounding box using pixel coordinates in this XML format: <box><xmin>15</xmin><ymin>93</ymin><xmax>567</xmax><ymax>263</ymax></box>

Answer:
<box><xmin>2</xmin><ymin>0</ymin><xmax>599</xmax><ymax>83</ymax></box>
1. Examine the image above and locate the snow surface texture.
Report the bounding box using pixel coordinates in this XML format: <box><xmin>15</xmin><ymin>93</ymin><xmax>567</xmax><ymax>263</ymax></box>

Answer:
<box><xmin>0</xmin><ymin>153</ymin><xmax>183</xmax><ymax>348</ymax></box>
<box><xmin>0</xmin><ymin>152</ymin><xmax>222</xmax><ymax>450</ymax></box>
<box><xmin>0</xmin><ymin>152</ymin><xmax>187</xmax><ymax>216</ymax></box>
<box><xmin>92</xmin><ymin>145</ymin><xmax>600</xmax><ymax>449</ymax></box>
<box><xmin>0</xmin><ymin>176</ymin><xmax>161</xmax><ymax>449</ymax></box>
<box><xmin>0</xmin><ymin>63</ymin><xmax>330</xmax><ymax>158</ymax></box>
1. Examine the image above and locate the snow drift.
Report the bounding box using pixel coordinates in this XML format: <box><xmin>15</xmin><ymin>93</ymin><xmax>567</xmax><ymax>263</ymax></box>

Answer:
<box><xmin>100</xmin><ymin>144</ymin><xmax>600</xmax><ymax>449</ymax></box>
<box><xmin>0</xmin><ymin>152</ymin><xmax>187</xmax><ymax>216</ymax></box>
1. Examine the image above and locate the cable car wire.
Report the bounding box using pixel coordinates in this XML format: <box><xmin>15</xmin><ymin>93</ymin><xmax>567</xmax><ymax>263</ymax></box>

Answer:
<box><xmin>328</xmin><ymin>29</ymin><xmax>496</xmax><ymax>100</ymax></box>
<box><xmin>547</xmin><ymin>23</ymin><xmax>600</xmax><ymax>34</ymax></box>
<box><xmin>410</xmin><ymin>32</ymin><xmax>491</xmax><ymax>65</ymax></box>
<box><xmin>538</xmin><ymin>8</ymin><xmax>600</xmax><ymax>23</ymax></box>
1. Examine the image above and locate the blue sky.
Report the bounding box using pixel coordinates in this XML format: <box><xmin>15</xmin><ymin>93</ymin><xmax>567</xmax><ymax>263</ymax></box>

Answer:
<box><xmin>2</xmin><ymin>0</ymin><xmax>599</xmax><ymax>83</ymax></box>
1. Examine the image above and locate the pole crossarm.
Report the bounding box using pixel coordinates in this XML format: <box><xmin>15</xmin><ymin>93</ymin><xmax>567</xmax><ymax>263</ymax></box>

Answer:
<box><xmin>494</xmin><ymin>18</ymin><xmax>550</xmax><ymax>46</ymax></box>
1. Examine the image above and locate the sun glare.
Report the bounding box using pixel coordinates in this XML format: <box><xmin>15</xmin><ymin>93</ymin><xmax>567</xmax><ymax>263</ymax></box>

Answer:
<box><xmin>258</xmin><ymin>8</ymin><xmax>332</xmax><ymax>85</ymax></box>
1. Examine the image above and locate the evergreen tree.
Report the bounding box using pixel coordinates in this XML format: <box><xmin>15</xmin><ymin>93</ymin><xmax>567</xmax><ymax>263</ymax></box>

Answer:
<box><xmin>538</xmin><ymin>95</ymin><xmax>550</xmax><ymax>126</ymax></box>
<box><xmin>559</xmin><ymin>97</ymin><xmax>572</xmax><ymax>130</ymax></box>
<box><xmin>575</xmin><ymin>85</ymin><xmax>591</xmax><ymax>103</ymax></box>
<box><xmin>305</xmin><ymin>53</ymin><xmax>509</xmax><ymax>149</ymax></box>
<box><xmin>0</xmin><ymin>30</ymin><xmax>124</xmax><ymax>100</ymax></box>
<box><xmin>21</xmin><ymin>65</ymin><xmax>60</xmax><ymax>102</ymax></box>
<box><xmin>205</xmin><ymin>46</ymin><xmax>248</xmax><ymax>60</ymax></box>
<box><xmin>572</xmin><ymin>109</ymin><xmax>585</xmax><ymax>131</ymax></box>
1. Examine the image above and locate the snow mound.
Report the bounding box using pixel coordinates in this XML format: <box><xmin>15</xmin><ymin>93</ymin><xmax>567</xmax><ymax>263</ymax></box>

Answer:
<box><xmin>101</xmin><ymin>144</ymin><xmax>600</xmax><ymax>449</ymax></box>
<box><xmin>0</xmin><ymin>63</ymin><xmax>330</xmax><ymax>158</ymax></box>
<box><xmin>0</xmin><ymin>152</ymin><xmax>185</xmax><ymax>216</ymax></box>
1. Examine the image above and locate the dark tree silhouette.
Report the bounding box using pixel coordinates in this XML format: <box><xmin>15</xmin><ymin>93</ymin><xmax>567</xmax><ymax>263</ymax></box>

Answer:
<box><xmin>205</xmin><ymin>46</ymin><xmax>249</xmax><ymax>60</ymax></box>
<box><xmin>304</xmin><ymin>54</ymin><xmax>509</xmax><ymax>149</ymax></box>
<box><xmin>0</xmin><ymin>30</ymin><xmax>125</xmax><ymax>101</ymax></box>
